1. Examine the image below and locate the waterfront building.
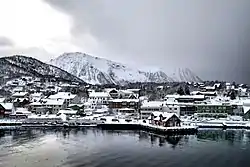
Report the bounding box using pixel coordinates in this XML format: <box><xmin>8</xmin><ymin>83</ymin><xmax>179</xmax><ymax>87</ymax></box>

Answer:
<box><xmin>29</xmin><ymin>99</ymin><xmax>67</xmax><ymax>114</ymax></box>
<box><xmin>25</xmin><ymin>114</ymin><xmax>66</xmax><ymax>123</ymax></box>
<box><xmin>195</xmin><ymin>102</ymin><xmax>232</xmax><ymax>118</ymax></box>
<box><xmin>149</xmin><ymin>111</ymin><xmax>181</xmax><ymax>127</ymax></box>
<box><xmin>108</xmin><ymin>99</ymin><xmax>140</xmax><ymax>112</ymax></box>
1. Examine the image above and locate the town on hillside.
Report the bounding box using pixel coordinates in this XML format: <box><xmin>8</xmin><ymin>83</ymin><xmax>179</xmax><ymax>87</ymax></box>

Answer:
<box><xmin>0</xmin><ymin>76</ymin><xmax>250</xmax><ymax>129</ymax></box>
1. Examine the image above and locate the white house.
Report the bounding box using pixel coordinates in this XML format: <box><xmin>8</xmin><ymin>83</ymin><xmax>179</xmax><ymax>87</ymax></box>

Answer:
<box><xmin>88</xmin><ymin>92</ymin><xmax>111</xmax><ymax>109</ymax></box>
<box><xmin>140</xmin><ymin>101</ymin><xmax>164</xmax><ymax>119</ymax></box>
<box><xmin>30</xmin><ymin>92</ymin><xmax>44</xmax><ymax>102</ymax></box>
<box><xmin>29</xmin><ymin>99</ymin><xmax>66</xmax><ymax>114</ymax></box>
<box><xmin>12</xmin><ymin>92</ymin><xmax>29</xmax><ymax>99</ymax></box>
<box><xmin>48</xmin><ymin>92</ymin><xmax>78</xmax><ymax>106</ymax></box>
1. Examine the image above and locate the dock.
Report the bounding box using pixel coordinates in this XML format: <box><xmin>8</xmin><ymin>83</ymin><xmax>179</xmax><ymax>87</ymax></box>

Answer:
<box><xmin>97</xmin><ymin>121</ymin><xmax>198</xmax><ymax>135</ymax></box>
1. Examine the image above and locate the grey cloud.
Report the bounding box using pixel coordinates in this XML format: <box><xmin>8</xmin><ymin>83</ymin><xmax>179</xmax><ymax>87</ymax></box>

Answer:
<box><xmin>0</xmin><ymin>36</ymin><xmax>14</xmax><ymax>47</ymax></box>
<box><xmin>0</xmin><ymin>47</ymin><xmax>54</xmax><ymax>62</ymax></box>
<box><xmin>45</xmin><ymin>0</ymin><xmax>250</xmax><ymax>83</ymax></box>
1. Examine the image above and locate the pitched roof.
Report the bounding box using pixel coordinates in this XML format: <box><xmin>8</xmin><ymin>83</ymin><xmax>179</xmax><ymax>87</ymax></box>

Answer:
<box><xmin>148</xmin><ymin>112</ymin><xmax>179</xmax><ymax>121</ymax></box>
<box><xmin>109</xmin><ymin>99</ymin><xmax>139</xmax><ymax>103</ymax></box>
<box><xmin>0</xmin><ymin>103</ymin><xmax>13</xmax><ymax>110</ymax></box>
<box><xmin>141</xmin><ymin>101</ymin><xmax>164</xmax><ymax>108</ymax></box>
<box><xmin>49</xmin><ymin>92</ymin><xmax>76</xmax><ymax>99</ymax></box>
<box><xmin>89</xmin><ymin>92</ymin><xmax>110</xmax><ymax>98</ymax></box>
<box><xmin>30</xmin><ymin>99</ymin><xmax>65</xmax><ymax>106</ymax></box>
<box><xmin>12</xmin><ymin>92</ymin><xmax>28</xmax><ymax>97</ymax></box>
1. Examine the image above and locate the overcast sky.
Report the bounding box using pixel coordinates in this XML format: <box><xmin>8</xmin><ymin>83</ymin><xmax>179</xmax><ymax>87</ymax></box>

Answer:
<box><xmin>0</xmin><ymin>0</ymin><xmax>250</xmax><ymax>83</ymax></box>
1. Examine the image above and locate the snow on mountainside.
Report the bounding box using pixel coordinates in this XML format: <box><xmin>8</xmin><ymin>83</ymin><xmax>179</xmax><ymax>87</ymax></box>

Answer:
<box><xmin>50</xmin><ymin>52</ymin><xmax>202</xmax><ymax>85</ymax></box>
<box><xmin>170</xmin><ymin>68</ymin><xmax>202</xmax><ymax>83</ymax></box>
<box><xmin>0</xmin><ymin>55</ymin><xmax>84</xmax><ymax>83</ymax></box>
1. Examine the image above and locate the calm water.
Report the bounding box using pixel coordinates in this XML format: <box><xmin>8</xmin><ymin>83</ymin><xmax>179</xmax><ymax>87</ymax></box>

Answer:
<box><xmin>1</xmin><ymin>128</ymin><xmax>250</xmax><ymax>167</ymax></box>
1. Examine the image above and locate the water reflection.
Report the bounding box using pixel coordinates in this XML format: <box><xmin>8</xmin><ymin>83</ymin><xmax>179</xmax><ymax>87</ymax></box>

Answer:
<box><xmin>2</xmin><ymin>129</ymin><xmax>250</xmax><ymax>149</ymax></box>
<box><xmin>1</xmin><ymin>129</ymin><xmax>250</xmax><ymax>167</ymax></box>
<box><xmin>196</xmin><ymin>130</ymin><xmax>249</xmax><ymax>144</ymax></box>
<box><xmin>137</xmin><ymin>131</ymin><xmax>183</xmax><ymax>147</ymax></box>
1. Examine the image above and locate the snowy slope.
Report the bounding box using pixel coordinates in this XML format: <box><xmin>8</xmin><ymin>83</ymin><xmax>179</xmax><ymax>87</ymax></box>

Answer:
<box><xmin>169</xmin><ymin>68</ymin><xmax>202</xmax><ymax>82</ymax></box>
<box><xmin>0</xmin><ymin>55</ymin><xmax>84</xmax><ymax>83</ymax></box>
<box><xmin>49</xmin><ymin>52</ymin><xmax>202</xmax><ymax>85</ymax></box>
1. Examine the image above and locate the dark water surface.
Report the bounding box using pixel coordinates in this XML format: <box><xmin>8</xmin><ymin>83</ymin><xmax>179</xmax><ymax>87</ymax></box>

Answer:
<box><xmin>1</xmin><ymin>128</ymin><xmax>250</xmax><ymax>167</ymax></box>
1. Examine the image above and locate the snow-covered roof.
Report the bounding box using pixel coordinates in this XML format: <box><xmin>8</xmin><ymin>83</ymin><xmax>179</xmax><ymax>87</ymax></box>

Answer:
<box><xmin>190</xmin><ymin>91</ymin><xmax>201</xmax><ymax>95</ymax></box>
<box><xmin>126</xmin><ymin>89</ymin><xmax>140</xmax><ymax>92</ymax></box>
<box><xmin>12</xmin><ymin>87</ymin><xmax>23</xmax><ymax>92</ymax></box>
<box><xmin>28</xmin><ymin>114</ymin><xmax>66</xmax><ymax>121</ymax></box>
<box><xmin>0</xmin><ymin>103</ymin><xmax>13</xmax><ymax>110</ymax></box>
<box><xmin>198</xmin><ymin>91</ymin><xmax>217</xmax><ymax>95</ymax></box>
<box><xmin>48</xmin><ymin>92</ymin><xmax>76</xmax><ymax>100</ymax></box>
<box><xmin>165</xmin><ymin>94</ymin><xmax>179</xmax><ymax>99</ymax></box>
<box><xmin>89</xmin><ymin>92</ymin><xmax>110</xmax><ymax>98</ymax></box>
<box><xmin>230</xmin><ymin>100</ymin><xmax>244</xmax><ymax>106</ymax></box>
<box><xmin>178</xmin><ymin>95</ymin><xmax>205</xmax><ymax>99</ymax></box>
<box><xmin>15</xmin><ymin>108</ymin><xmax>32</xmax><ymax>115</ymax></box>
<box><xmin>104</xmin><ymin>88</ymin><xmax>118</xmax><ymax>93</ymax></box>
<box><xmin>139</xmin><ymin>96</ymin><xmax>148</xmax><ymax>101</ymax></box>
<box><xmin>14</xmin><ymin>98</ymin><xmax>29</xmax><ymax>103</ymax></box>
<box><xmin>118</xmin><ymin>108</ymin><xmax>135</xmax><ymax>111</ymax></box>
<box><xmin>109</xmin><ymin>99</ymin><xmax>139</xmax><ymax>103</ymax></box>
<box><xmin>243</xmin><ymin>106</ymin><xmax>250</xmax><ymax>114</ymax></box>
<box><xmin>30</xmin><ymin>99</ymin><xmax>65</xmax><ymax>106</ymax></box>
<box><xmin>0</xmin><ymin>98</ymin><xmax>5</xmax><ymax>103</ymax></box>
<box><xmin>58</xmin><ymin>109</ymin><xmax>77</xmax><ymax>115</ymax></box>
<box><xmin>141</xmin><ymin>101</ymin><xmax>164</xmax><ymax>108</ymax></box>
<box><xmin>12</xmin><ymin>92</ymin><xmax>28</xmax><ymax>97</ymax></box>
<box><xmin>119</xmin><ymin>90</ymin><xmax>134</xmax><ymax>94</ymax></box>
<box><xmin>214</xmin><ymin>83</ymin><xmax>221</xmax><ymax>87</ymax></box>
<box><xmin>68</xmin><ymin>104</ymin><xmax>84</xmax><ymax>107</ymax></box>
<box><xmin>30</xmin><ymin>93</ymin><xmax>43</xmax><ymax>97</ymax></box>
<box><xmin>243</xmin><ymin>100</ymin><xmax>250</xmax><ymax>106</ymax></box>
<box><xmin>148</xmin><ymin>112</ymin><xmax>179</xmax><ymax>121</ymax></box>
<box><xmin>205</xmin><ymin>86</ymin><xmax>215</xmax><ymax>90</ymax></box>
<box><xmin>165</xmin><ymin>94</ymin><xmax>205</xmax><ymax>99</ymax></box>
<box><xmin>83</xmin><ymin>101</ymin><xmax>91</xmax><ymax>106</ymax></box>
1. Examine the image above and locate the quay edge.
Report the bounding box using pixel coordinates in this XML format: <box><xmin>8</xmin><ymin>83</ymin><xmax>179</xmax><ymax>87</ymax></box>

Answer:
<box><xmin>97</xmin><ymin>123</ymin><xmax>198</xmax><ymax>135</ymax></box>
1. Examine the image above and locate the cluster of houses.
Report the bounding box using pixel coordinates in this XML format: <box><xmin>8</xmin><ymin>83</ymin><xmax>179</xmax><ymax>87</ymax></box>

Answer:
<box><xmin>1</xmin><ymin>76</ymin><xmax>250</xmax><ymax>121</ymax></box>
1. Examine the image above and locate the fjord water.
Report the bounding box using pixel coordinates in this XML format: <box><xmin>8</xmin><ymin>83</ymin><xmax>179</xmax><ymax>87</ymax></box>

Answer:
<box><xmin>1</xmin><ymin>129</ymin><xmax>250</xmax><ymax>167</ymax></box>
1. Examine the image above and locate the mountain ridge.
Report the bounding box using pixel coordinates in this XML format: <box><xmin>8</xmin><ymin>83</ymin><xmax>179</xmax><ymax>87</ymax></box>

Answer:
<box><xmin>49</xmin><ymin>52</ymin><xmax>202</xmax><ymax>85</ymax></box>
<box><xmin>0</xmin><ymin>55</ymin><xmax>85</xmax><ymax>84</ymax></box>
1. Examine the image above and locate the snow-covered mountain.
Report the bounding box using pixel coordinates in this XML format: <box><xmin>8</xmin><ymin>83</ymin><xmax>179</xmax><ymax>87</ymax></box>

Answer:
<box><xmin>0</xmin><ymin>55</ymin><xmax>84</xmax><ymax>83</ymax></box>
<box><xmin>170</xmin><ymin>68</ymin><xmax>202</xmax><ymax>83</ymax></box>
<box><xmin>49</xmin><ymin>52</ymin><xmax>202</xmax><ymax>85</ymax></box>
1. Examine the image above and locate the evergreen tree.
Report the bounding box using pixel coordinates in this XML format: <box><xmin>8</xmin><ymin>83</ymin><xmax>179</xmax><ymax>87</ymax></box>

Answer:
<box><xmin>230</xmin><ymin>90</ymin><xmax>236</xmax><ymax>100</ymax></box>
<box><xmin>185</xmin><ymin>86</ymin><xmax>190</xmax><ymax>95</ymax></box>
<box><xmin>177</xmin><ymin>86</ymin><xmax>185</xmax><ymax>95</ymax></box>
